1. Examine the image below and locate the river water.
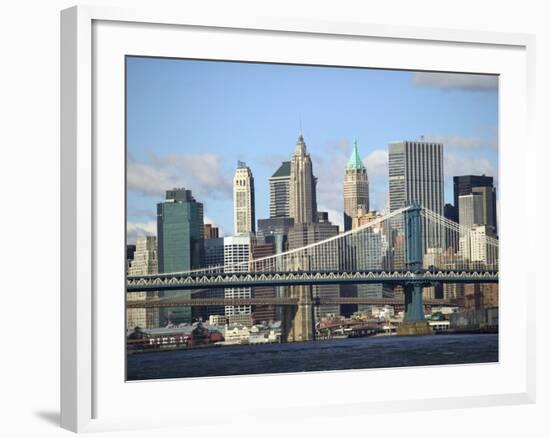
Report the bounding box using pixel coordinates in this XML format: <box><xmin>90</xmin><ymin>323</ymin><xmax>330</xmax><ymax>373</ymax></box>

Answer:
<box><xmin>126</xmin><ymin>333</ymin><xmax>498</xmax><ymax>381</ymax></box>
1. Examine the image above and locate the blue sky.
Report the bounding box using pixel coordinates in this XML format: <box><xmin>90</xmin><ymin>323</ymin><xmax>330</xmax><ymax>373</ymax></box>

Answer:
<box><xmin>126</xmin><ymin>57</ymin><xmax>498</xmax><ymax>243</ymax></box>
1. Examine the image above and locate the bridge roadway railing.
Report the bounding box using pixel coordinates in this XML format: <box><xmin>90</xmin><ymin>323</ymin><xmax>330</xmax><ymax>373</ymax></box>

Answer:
<box><xmin>126</xmin><ymin>269</ymin><xmax>498</xmax><ymax>292</ymax></box>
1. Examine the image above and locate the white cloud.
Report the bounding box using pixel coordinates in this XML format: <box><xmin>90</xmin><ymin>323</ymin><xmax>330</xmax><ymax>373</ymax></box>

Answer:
<box><xmin>127</xmin><ymin>220</ymin><xmax>156</xmax><ymax>244</ymax></box>
<box><xmin>412</xmin><ymin>72</ymin><xmax>498</xmax><ymax>92</ymax></box>
<box><xmin>422</xmin><ymin>134</ymin><xmax>483</xmax><ymax>150</ymax></box>
<box><xmin>364</xmin><ymin>149</ymin><xmax>388</xmax><ymax>178</ymax></box>
<box><xmin>127</xmin><ymin>152</ymin><xmax>232</xmax><ymax>201</ymax></box>
<box><xmin>444</xmin><ymin>154</ymin><xmax>496</xmax><ymax>180</ymax></box>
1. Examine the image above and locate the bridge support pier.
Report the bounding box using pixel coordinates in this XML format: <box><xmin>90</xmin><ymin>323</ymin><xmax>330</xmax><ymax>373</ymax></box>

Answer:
<box><xmin>397</xmin><ymin>282</ymin><xmax>432</xmax><ymax>336</ymax></box>
<box><xmin>282</xmin><ymin>285</ymin><xmax>315</xmax><ymax>342</ymax></box>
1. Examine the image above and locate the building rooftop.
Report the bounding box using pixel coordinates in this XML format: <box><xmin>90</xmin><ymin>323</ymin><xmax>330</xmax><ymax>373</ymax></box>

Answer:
<box><xmin>271</xmin><ymin>161</ymin><xmax>291</xmax><ymax>178</ymax></box>
<box><xmin>346</xmin><ymin>139</ymin><xmax>365</xmax><ymax>170</ymax></box>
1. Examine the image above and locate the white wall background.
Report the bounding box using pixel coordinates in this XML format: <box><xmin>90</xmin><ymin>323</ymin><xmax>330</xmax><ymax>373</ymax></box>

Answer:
<box><xmin>0</xmin><ymin>0</ymin><xmax>547</xmax><ymax>436</ymax></box>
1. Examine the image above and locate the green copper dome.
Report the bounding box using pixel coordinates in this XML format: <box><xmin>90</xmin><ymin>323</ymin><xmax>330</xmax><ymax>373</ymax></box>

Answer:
<box><xmin>347</xmin><ymin>139</ymin><xmax>365</xmax><ymax>170</ymax></box>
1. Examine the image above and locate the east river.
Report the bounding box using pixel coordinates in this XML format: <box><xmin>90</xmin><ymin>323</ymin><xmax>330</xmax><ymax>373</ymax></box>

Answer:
<box><xmin>126</xmin><ymin>333</ymin><xmax>498</xmax><ymax>381</ymax></box>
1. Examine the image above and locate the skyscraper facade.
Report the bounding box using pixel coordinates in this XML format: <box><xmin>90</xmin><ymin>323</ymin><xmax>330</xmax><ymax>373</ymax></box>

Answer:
<box><xmin>157</xmin><ymin>188</ymin><xmax>204</xmax><ymax>324</ymax></box>
<box><xmin>472</xmin><ymin>186</ymin><xmax>497</xmax><ymax>234</ymax></box>
<box><xmin>453</xmin><ymin>175</ymin><xmax>494</xmax><ymax>211</ymax></box>
<box><xmin>222</xmin><ymin>235</ymin><xmax>252</xmax><ymax>317</ymax></box>
<box><xmin>458</xmin><ymin>193</ymin><xmax>484</xmax><ymax>230</ymax></box>
<box><xmin>251</xmin><ymin>242</ymin><xmax>277</xmax><ymax>323</ymax></box>
<box><xmin>127</xmin><ymin>235</ymin><xmax>159</xmax><ymax>329</ymax></box>
<box><xmin>388</xmin><ymin>141</ymin><xmax>444</xmax><ymax>214</ymax></box>
<box><xmin>453</xmin><ymin>175</ymin><xmax>497</xmax><ymax>234</ymax></box>
<box><xmin>203</xmin><ymin>223</ymin><xmax>219</xmax><ymax>240</ymax></box>
<box><xmin>233</xmin><ymin>161</ymin><xmax>255</xmax><ymax>236</ymax></box>
<box><xmin>269</xmin><ymin>161</ymin><xmax>291</xmax><ymax>218</ymax></box>
<box><xmin>288</xmin><ymin>218</ymin><xmax>341</xmax><ymax>318</ymax></box>
<box><xmin>343</xmin><ymin>140</ymin><xmax>369</xmax><ymax>231</ymax></box>
<box><xmin>289</xmin><ymin>135</ymin><xmax>316</xmax><ymax>224</ymax></box>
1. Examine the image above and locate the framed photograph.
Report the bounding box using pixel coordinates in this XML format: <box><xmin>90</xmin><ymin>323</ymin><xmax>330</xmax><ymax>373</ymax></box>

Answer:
<box><xmin>61</xmin><ymin>5</ymin><xmax>536</xmax><ymax>432</ymax></box>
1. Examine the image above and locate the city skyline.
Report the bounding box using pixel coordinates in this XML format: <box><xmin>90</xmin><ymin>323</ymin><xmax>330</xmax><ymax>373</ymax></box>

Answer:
<box><xmin>126</xmin><ymin>57</ymin><xmax>498</xmax><ymax>243</ymax></box>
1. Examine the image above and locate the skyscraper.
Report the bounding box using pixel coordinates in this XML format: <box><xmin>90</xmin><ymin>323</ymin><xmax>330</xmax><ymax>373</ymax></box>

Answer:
<box><xmin>458</xmin><ymin>193</ymin><xmax>478</xmax><ymax>262</ymax></box>
<box><xmin>343</xmin><ymin>139</ymin><xmax>369</xmax><ymax>231</ymax></box>
<box><xmin>458</xmin><ymin>193</ymin><xmax>483</xmax><ymax>231</ymax></box>
<box><xmin>289</xmin><ymin>134</ymin><xmax>316</xmax><ymax>224</ymax></box>
<box><xmin>251</xmin><ymin>242</ymin><xmax>277</xmax><ymax>323</ymax></box>
<box><xmin>453</xmin><ymin>175</ymin><xmax>494</xmax><ymax>211</ymax></box>
<box><xmin>203</xmin><ymin>223</ymin><xmax>219</xmax><ymax>240</ymax></box>
<box><xmin>453</xmin><ymin>175</ymin><xmax>497</xmax><ymax>234</ymax></box>
<box><xmin>223</xmin><ymin>236</ymin><xmax>252</xmax><ymax>317</ymax></box>
<box><xmin>233</xmin><ymin>161</ymin><xmax>255</xmax><ymax>236</ymax></box>
<box><xmin>472</xmin><ymin>186</ymin><xmax>497</xmax><ymax>234</ymax></box>
<box><xmin>288</xmin><ymin>218</ymin><xmax>340</xmax><ymax>320</ymax></box>
<box><xmin>157</xmin><ymin>188</ymin><xmax>204</xmax><ymax>324</ymax></box>
<box><xmin>388</xmin><ymin>140</ymin><xmax>444</xmax><ymax>214</ymax></box>
<box><xmin>269</xmin><ymin>161</ymin><xmax>291</xmax><ymax>218</ymax></box>
<box><xmin>127</xmin><ymin>236</ymin><xmax>159</xmax><ymax>329</ymax></box>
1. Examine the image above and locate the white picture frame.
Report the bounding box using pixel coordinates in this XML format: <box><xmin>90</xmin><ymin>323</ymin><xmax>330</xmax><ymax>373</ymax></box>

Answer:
<box><xmin>61</xmin><ymin>4</ymin><xmax>537</xmax><ymax>433</ymax></box>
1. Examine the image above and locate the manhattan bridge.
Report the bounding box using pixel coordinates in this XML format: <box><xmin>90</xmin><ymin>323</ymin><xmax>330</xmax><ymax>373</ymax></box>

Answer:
<box><xmin>127</xmin><ymin>204</ymin><xmax>498</xmax><ymax>341</ymax></box>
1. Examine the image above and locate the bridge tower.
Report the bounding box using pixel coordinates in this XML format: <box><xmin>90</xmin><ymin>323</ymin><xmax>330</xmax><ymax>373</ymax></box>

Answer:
<box><xmin>281</xmin><ymin>253</ymin><xmax>315</xmax><ymax>342</ymax></box>
<box><xmin>398</xmin><ymin>204</ymin><xmax>433</xmax><ymax>336</ymax></box>
<box><xmin>281</xmin><ymin>286</ymin><xmax>315</xmax><ymax>342</ymax></box>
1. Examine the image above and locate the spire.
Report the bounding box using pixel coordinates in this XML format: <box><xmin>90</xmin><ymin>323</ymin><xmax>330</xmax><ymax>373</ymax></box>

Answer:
<box><xmin>294</xmin><ymin>133</ymin><xmax>307</xmax><ymax>156</ymax></box>
<box><xmin>347</xmin><ymin>139</ymin><xmax>365</xmax><ymax>170</ymax></box>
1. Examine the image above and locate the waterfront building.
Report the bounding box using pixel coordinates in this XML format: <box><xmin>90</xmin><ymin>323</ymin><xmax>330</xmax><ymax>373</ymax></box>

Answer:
<box><xmin>269</xmin><ymin>161</ymin><xmax>291</xmax><ymax>218</ymax></box>
<box><xmin>227</xmin><ymin>313</ymin><xmax>253</xmax><ymax>327</ymax></box>
<box><xmin>127</xmin><ymin>236</ymin><xmax>159</xmax><ymax>329</ymax></box>
<box><xmin>289</xmin><ymin>134</ymin><xmax>317</xmax><ymax>224</ymax></box>
<box><xmin>388</xmin><ymin>140</ymin><xmax>444</xmax><ymax>214</ymax></box>
<box><xmin>343</xmin><ymin>139</ymin><xmax>369</xmax><ymax>231</ymax></box>
<box><xmin>464</xmin><ymin>283</ymin><xmax>499</xmax><ymax>310</ymax></box>
<box><xmin>157</xmin><ymin>188</ymin><xmax>204</xmax><ymax>324</ymax></box>
<box><xmin>203</xmin><ymin>223</ymin><xmax>219</xmax><ymax>240</ymax></box>
<box><xmin>233</xmin><ymin>161</ymin><xmax>256</xmax><ymax>235</ymax></box>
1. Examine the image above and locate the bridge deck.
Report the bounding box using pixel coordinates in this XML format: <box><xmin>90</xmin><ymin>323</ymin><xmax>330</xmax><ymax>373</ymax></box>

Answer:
<box><xmin>126</xmin><ymin>297</ymin><xmax>456</xmax><ymax>309</ymax></box>
<box><xmin>126</xmin><ymin>269</ymin><xmax>498</xmax><ymax>292</ymax></box>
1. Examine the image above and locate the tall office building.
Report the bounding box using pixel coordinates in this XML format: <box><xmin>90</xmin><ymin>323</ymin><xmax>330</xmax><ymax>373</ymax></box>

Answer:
<box><xmin>472</xmin><ymin>186</ymin><xmax>497</xmax><ymax>234</ymax></box>
<box><xmin>269</xmin><ymin>161</ymin><xmax>291</xmax><ymax>218</ymax></box>
<box><xmin>458</xmin><ymin>194</ymin><xmax>491</xmax><ymax>262</ymax></box>
<box><xmin>388</xmin><ymin>140</ymin><xmax>444</xmax><ymax>214</ymax></box>
<box><xmin>127</xmin><ymin>236</ymin><xmax>159</xmax><ymax>329</ymax></box>
<box><xmin>288</xmin><ymin>218</ymin><xmax>341</xmax><ymax>319</ymax></box>
<box><xmin>453</xmin><ymin>175</ymin><xmax>497</xmax><ymax>234</ymax></box>
<box><xmin>458</xmin><ymin>193</ymin><xmax>483</xmax><ymax>230</ymax></box>
<box><xmin>233</xmin><ymin>161</ymin><xmax>255</xmax><ymax>236</ymax></box>
<box><xmin>223</xmin><ymin>235</ymin><xmax>252</xmax><ymax>317</ymax></box>
<box><xmin>453</xmin><ymin>175</ymin><xmax>493</xmax><ymax>211</ymax></box>
<box><xmin>343</xmin><ymin>139</ymin><xmax>369</xmax><ymax>231</ymax></box>
<box><xmin>157</xmin><ymin>188</ymin><xmax>204</xmax><ymax>324</ymax></box>
<box><xmin>289</xmin><ymin>134</ymin><xmax>316</xmax><ymax>224</ymax></box>
<box><xmin>203</xmin><ymin>223</ymin><xmax>219</xmax><ymax>240</ymax></box>
<box><xmin>251</xmin><ymin>242</ymin><xmax>277</xmax><ymax>323</ymax></box>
